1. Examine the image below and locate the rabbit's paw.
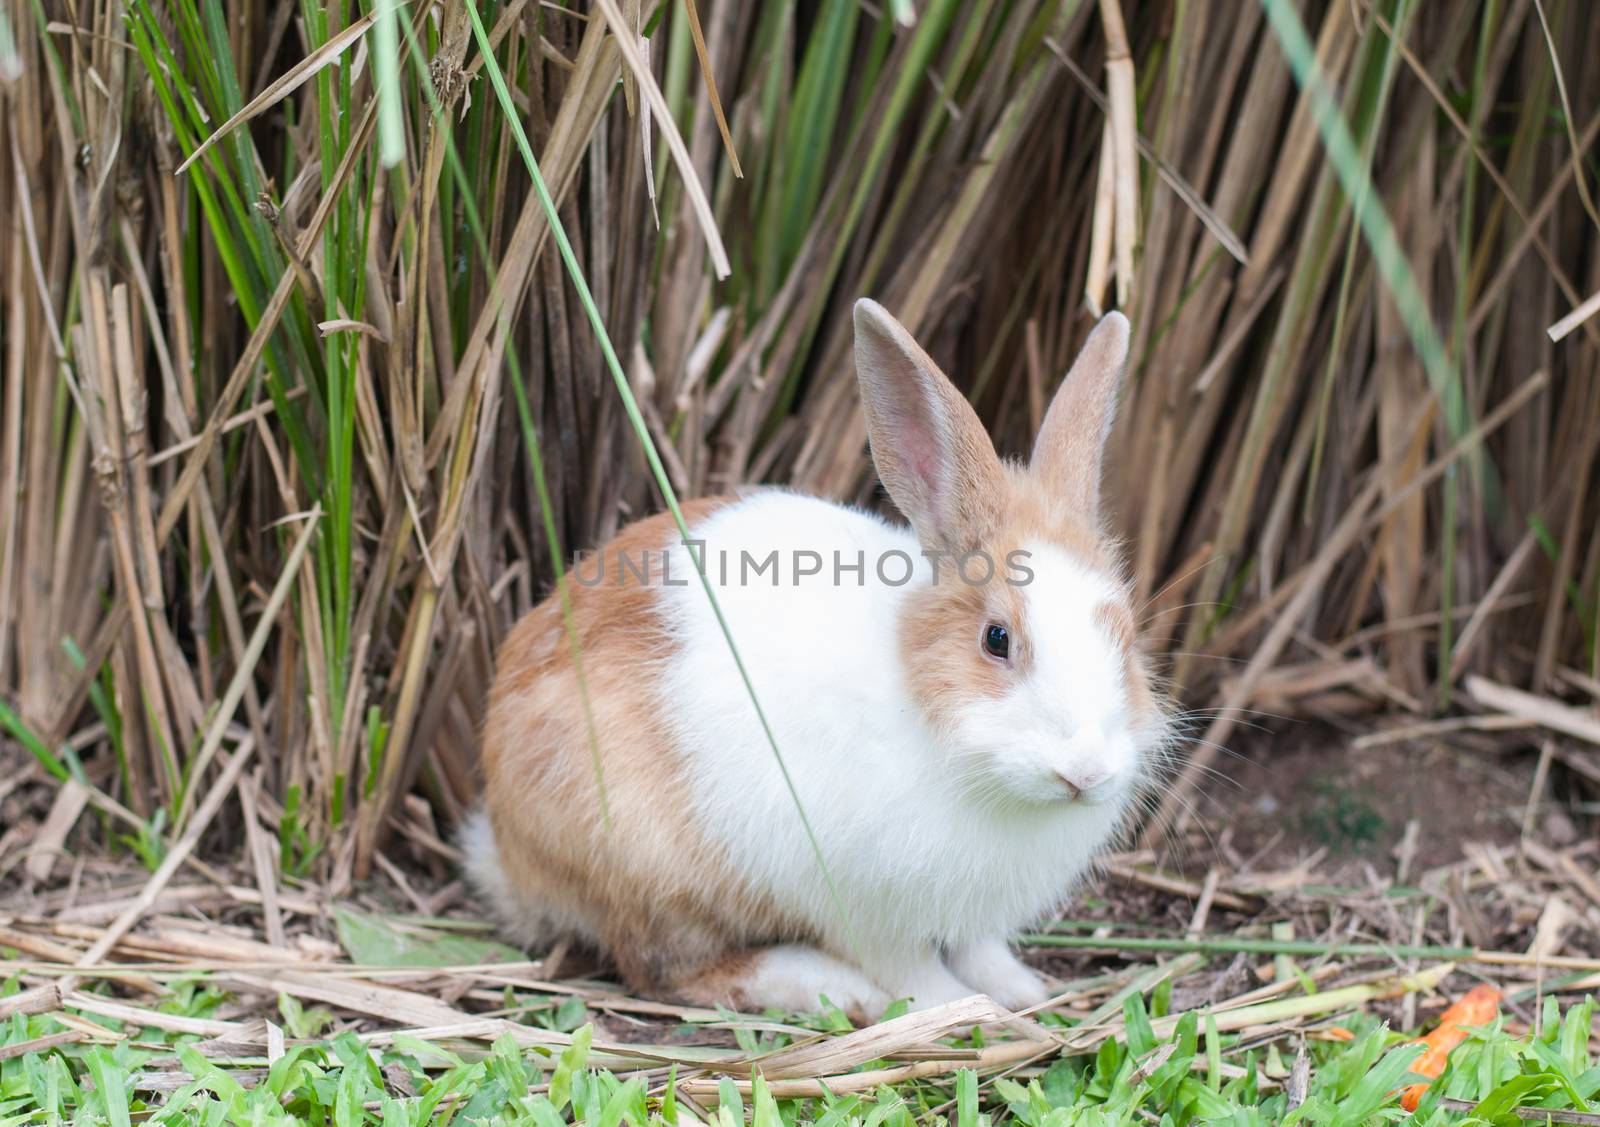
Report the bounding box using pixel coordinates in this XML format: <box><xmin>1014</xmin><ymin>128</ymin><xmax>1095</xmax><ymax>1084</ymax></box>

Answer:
<box><xmin>675</xmin><ymin>945</ymin><xmax>891</xmax><ymax>1023</ymax></box>
<box><xmin>947</xmin><ymin>939</ymin><xmax>1050</xmax><ymax>1012</ymax></box>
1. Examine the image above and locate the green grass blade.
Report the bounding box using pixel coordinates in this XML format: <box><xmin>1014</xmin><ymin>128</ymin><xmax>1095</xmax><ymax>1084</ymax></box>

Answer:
<box><xmin>1258</xmin><ymin>0</ymin><xmax>1485</xmax><ymax>461</ymax></box>
<box><xmin>461</xmin><ymin>0</ymin><xmax>859</xmax><ymax>950</ymax></box>
<box><xmin>393</xmin><ymin>3</ymin><xmax>609</xmax><ymax>823</ymax></box>
<box><xmin>0</xmin><ymin>5</ymin><xmax>18</xmax><ymax>81</ymax></box>
<box><xmin>370</xmin><ymin>0</ymin><xmax>405</xmax><ymax>167</ymax></box>
<box><xmin>0</xmin><ymin>698</ymin><xmax>69</xmax><ymax>781</ymax></box>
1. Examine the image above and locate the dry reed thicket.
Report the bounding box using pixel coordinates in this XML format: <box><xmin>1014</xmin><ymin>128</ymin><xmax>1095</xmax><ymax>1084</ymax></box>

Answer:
<box><xmin>1</xmin><ymin>0</ymin><xmax>1598</xmax><ymax>892</ymax></box>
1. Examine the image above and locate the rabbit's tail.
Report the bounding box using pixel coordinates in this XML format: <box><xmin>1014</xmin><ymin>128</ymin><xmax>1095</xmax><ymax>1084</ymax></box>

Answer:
<box><xmin>459</xmin><ymin>806</ymin><xmax>513</xmax><ymax>911</ymax></box>
<box><xmin>459</xmin><ymin>807</ymin><xmax>592</xmax><ymax>949</ymax></box>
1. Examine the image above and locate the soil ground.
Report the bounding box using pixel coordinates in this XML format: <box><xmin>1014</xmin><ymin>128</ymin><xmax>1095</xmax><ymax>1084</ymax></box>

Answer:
<box><xmin>1177</xmin><ymin>727</ymin><xmax>1553</xmax><ymax>878</ymax></box>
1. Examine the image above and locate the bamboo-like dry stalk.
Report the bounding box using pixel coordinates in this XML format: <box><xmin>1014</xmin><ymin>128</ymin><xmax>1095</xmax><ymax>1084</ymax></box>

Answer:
<box><xmin>0</xmin><ymin>0</ymin><xmax>1595</xmax><ymax>878</ymax></box>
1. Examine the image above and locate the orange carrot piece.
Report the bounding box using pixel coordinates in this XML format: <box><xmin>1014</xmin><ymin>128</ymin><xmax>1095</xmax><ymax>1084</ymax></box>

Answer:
<box><xmin>1398</xmin><ymin>984</ymin><xmax>1503</xmax><ymax>1112</ymax></box>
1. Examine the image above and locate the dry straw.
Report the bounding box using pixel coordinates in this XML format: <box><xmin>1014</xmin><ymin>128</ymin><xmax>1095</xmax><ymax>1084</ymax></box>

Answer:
<box><xmin>0</xmin><ymin>0</ymin><xmax>1596</xmax><ymax>881</ymax></box>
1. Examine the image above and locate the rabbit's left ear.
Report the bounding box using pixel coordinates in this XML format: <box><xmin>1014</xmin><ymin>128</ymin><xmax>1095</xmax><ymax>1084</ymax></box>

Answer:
<box><xmin>854</xmin><ymin>299</ymin><xmax>1005</xmax><ymax>550</ymax></box>
<box><xmin>1030</xmin><ymin>312</ymin><xmax>1129</xmax><ymax>524</ymax></box>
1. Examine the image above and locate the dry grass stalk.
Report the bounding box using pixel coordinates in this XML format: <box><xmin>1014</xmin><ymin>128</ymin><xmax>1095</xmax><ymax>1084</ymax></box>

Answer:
<box><xmin>1</xmin><ymin>818</ymin><xmax>1597</xmax><ymax>1105</ymax></box>
<box><xmin>0</xmin><ymin>0</ymin><xmax>1595</xmax><ymax>891</ymax></box>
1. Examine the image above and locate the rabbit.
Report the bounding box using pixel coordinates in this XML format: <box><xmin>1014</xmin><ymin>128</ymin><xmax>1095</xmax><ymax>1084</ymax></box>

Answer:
<box><xmin>464</xmin><ymin>299</ymin><xmax>1167</xmax><ymax>1020</ymax></box>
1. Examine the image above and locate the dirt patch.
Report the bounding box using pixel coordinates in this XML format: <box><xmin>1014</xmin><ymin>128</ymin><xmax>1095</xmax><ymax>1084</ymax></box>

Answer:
<box><xmin>1170</xmin><ymin>724</ymin><xmax>1560</xmax><ymax>879</ymax></box>
<box><xmin>1028</xmin><ymin>721</ymin><xmax>1600</xmax><ymax>994</ymax></box>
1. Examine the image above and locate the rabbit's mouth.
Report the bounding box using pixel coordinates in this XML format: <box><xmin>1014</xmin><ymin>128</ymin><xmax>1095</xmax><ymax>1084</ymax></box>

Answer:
<box><xmin>1050</xmin><ymin>768</ymin><xmax>1130</xmax><ymax>807</ymax></box>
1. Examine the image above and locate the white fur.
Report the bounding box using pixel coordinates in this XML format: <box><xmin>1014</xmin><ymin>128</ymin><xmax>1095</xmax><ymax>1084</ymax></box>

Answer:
<box><xmin>654</xmin><ymin>489</ymin><xmax>1148</xmax><ymax>1004</ymax></box>
<box><xmin>729</xmin><ymin>947</ymin><xmax>891</xmax><ymax>1016</ymax></box>
<box><xmin>460</xmin><ymin>808</ymin><xmax>511</xmax><ymax>914</ymax></box>
<box><xmin>946</xmin><ymin>938</ymin><xmax>1050</xmax><ymax>1010</ymax></box>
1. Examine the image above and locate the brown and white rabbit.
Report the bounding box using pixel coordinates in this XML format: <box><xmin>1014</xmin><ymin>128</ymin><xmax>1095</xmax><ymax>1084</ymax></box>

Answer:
<box><xmin>464</xmin><ymin>300</ymin><xmax>1166</xmax><ymax>1019</ymax></box>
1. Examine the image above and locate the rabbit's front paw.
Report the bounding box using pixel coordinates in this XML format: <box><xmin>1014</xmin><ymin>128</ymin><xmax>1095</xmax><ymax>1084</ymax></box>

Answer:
<box><xmin>674</xmin><ymin>945</ymin><xmax>892</xmax><ymax>1023</ymax></box>
<box><xmin>871</xmin><ymin>953</ymin><xmax>980</xmax><ymax>1014</ymax></box>
<box><xmin>947</xmin><ymin>939</ymin><xmax>1050</xmax><ymax>1011</ymax></box>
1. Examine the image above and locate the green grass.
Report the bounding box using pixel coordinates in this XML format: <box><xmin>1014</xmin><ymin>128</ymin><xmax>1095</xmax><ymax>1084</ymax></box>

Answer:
<box><xmin>2</xmin><ymin>970</ymin><xmax>1596</xmax><ymax>1124</ymax></box>
<box><xmin>5</xmin><ymin>917</ymin><xmax>1597</xmax><ymax>1123</ymax></box>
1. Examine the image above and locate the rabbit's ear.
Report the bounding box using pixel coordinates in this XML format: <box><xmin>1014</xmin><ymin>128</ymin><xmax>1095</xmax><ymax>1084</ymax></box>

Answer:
<box><xmin>854</xmin><ymin>299</ymin><xmax>1004</xmax><ymax>549</ymax></box>
<box><xmin>1030</xmin><ymin>312</ymin><xmax>1129</xmax><ymax>524</ymax></box>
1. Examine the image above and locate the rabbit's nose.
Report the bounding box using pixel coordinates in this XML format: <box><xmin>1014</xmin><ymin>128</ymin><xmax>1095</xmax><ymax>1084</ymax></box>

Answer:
<box><xmin>1062</xmin><ymin>767</ymin><xmax>1109</xmax><ymax>794</ymax></box>
<box><xmin>1054</xmin><ymin>772</ymin><xmax>1082</xmax><ymax>800</ymax></box>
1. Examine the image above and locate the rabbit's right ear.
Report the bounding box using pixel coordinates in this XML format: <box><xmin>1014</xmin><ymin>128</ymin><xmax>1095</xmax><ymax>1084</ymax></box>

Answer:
<box><xmin>1030</xmin><ymin>312</ymin><xmax>1129</xmax><ymax>526</ymax></box>
<box><xmin>853</xmin><ymin>299</ymin><xmax>1004</xmax><ymax>550</ymax></box>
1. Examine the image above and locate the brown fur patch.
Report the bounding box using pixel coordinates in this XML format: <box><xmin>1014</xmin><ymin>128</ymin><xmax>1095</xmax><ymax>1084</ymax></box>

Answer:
<box><xmin>479</xmin><ymin>498</ymin><xmax>804</xmax><ymax>992</ymax></box>
<box><xmin>1094</xmin><ymin>602</ymin><xmax>1137</xmax><ymax>655</ymax></box>
<box><xmin>899</xmin><ymin>568</ymin><xmax>1031</xmax><ymax>733</ymax></box>
<box><xmin>992</xmin><ymin>464</ymin><xmax>1114</xmax><ymax>572</ymax></box>
<box><xmin>896</xmin><ymin>459</ymin><xmax>1163</xmax><ymax>740</ymax></box>
<box><xmin>666</xmin><ymin>948</ymin><xmax>764</xmax><ymax>1010</ymax></box>
<box><xmin>862</xmin><ymin>306</ymin><xmax>1150</xmax><ymax>747</ymax></box>
<box><xmin>667</xmin><ymin>949</ymin><xmax>881</xmax><ymax>1023</ymax></box>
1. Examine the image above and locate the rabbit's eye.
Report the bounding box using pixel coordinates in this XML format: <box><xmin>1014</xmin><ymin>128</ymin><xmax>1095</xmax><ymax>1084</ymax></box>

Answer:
<box><xmin>982</xmin><ymin>623</ymin><xmax>1010</xmax><ymax>660</ymax></box>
